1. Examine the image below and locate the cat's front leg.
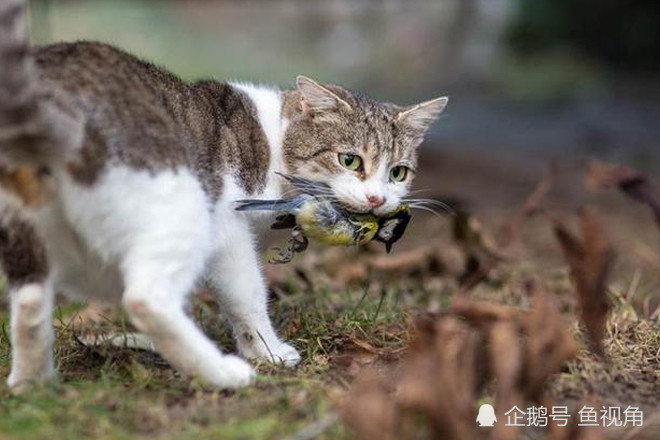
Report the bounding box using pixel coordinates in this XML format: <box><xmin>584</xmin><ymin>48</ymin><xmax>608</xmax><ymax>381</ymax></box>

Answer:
<box><xmin>208</xmin><ymin>216</ymin><xmax>300</xmax><ymax>367</ymax></box>
<box><xmin>7</xmin><ymin>281</ymin><xmax>56</xmax><ymax>392</ymax></box>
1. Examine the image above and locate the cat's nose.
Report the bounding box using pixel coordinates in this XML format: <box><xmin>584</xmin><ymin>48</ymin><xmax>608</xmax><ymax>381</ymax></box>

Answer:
<box><xmin>366</xmin><ymin>195</ymin><xmax>386</xmax><ymax>208</ymax></box>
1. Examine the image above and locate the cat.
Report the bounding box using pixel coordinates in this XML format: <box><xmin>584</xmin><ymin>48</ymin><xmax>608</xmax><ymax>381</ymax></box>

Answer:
<box><xmin>0</xmin><ymin>0</ymin><xmax>447</xmax><ymax>390</ymax></box>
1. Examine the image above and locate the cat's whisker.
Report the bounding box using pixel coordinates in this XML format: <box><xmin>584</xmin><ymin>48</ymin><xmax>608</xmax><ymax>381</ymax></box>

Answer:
<box><xmin>404</xmin><ymin>198</ymin><xmax>455</xmax><ymax>215</ymax></box>
<box><xmin>408</xmin><ymin>204</ymin><xmax>446</xmax><ymax>218</ymax></box>
<box><xmin>406</xmin><ymin>188</ymin><xmax>434</xmax><ymax>196</ymax></box>
<box><xmin>404</xmin><ymin>197</ymin><xmax>450</xmax><ymax>205</ymax></box>
<box><xmin>283</xmin><ymin>184</ymin><xmax>334</xmax><ymax>197</ymax></box>
<box><xmin>279</xmin><ymin>188</ymin><xmax>303</xmax><ymax>198</ymax></box>
<box><xmin>408</xmin><ymin>200</ymin><xmax>453</xmax><ymax>214</ymax></box>
<box><xmin>406</xmin><ymin>197</ymin><xmax>454</xmax><ymax>206</ymax></box>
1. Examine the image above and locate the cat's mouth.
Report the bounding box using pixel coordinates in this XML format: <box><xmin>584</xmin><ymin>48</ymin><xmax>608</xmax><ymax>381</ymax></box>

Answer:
<box><xmin>337</xmin><ymin>201</ymin><xmax>388</xmax><ymax>216</ymax></box>
<box><xmin>339</xmin><ymin>205</ymin><xmax>365</xmax><ymax>214</ymax></box>
<box><xmin>277</xmin><ymin>172</ymin><xmax>382</xmax><ymax>215</ymax></box>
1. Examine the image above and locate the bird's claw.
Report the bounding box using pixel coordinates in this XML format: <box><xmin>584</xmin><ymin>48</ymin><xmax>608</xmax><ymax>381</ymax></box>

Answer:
<box><xmin>291</xmin><ymin>227</ymin><xmax>309</xmax><ymax>252</ymax></box>
<box><xmin>267</xmin><ymin>227</ymin><xmax>309</xmax><ymax>264</ymax></box>
<box><xmin>268</xmin><ymin>246</ymin><xmax>294</xmax><ymax>264</ymax></box>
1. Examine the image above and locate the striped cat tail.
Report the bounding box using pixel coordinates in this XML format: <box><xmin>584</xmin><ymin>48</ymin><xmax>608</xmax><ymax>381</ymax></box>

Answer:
<box><xmin>0</xmin><ymin>0</ymin><xmax>83</xmax><ymax>168</ymax></box>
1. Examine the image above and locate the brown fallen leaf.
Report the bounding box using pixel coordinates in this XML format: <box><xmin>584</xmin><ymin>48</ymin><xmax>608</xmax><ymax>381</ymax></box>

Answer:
<box><xmin>324</xmin><ymin>240</ymin><xmax>463</xmax><ymax>286</ymax></box>
<box><xmin>453</xmin><ymin>211</ymin><xmax>504</xmax><ymax>290</ymax></box>
<box><xmin>497</xmin><ymin>163</ymin><xmax>559</xmax><ymax>248</ymax></box>
<box><xmin>368</xmin><ymin>244</ymin><xmax>447</xmax><ymax>278</ymax></box>
<box><xmin>586</xmin><ymin>159</ymin><xmax>660</xmax><ymax>230</ymax></box>
<box><xmin>520</xmin><ymin>281</ymin><xmax>579</xmax><ymax>401</ymax></box>
<box><xmin>341</xmin><ymin>374</ymin><xmax>398</xmax><ymax>440</ymax></box>
<box><xmin>398</xmin><ymin>315</ymin><xmax>482</xmax><ymax>440</ymax></box>
<box><xmin>454</xmin><ymin>164</ymin><xmax>557</xmax><ymax>291</ymax></box>
<box><xmin>488</xmin><ymin>321</ymin><xmax>524</xmax><ymax>440</ymax></box>
<box><xmin>450</xmin><ymin>296</ymin><xmax>515</xmax><ymax>325</ymax></box>
<box><xmin>333</xmin><ymin>350</ymin><xmax>379</xmax><ymax>380</ymax></box>
<box><xmin>553</xmin><ymin>207</ymin><xmax>614</xmax><ymax>356</ymax></box>
<box><xmin>344</xmin><ymin>284</ymin><xmax>585</xmax><ymax>440</ymax></box>
<box><xmin>348</xmin><ymin>336</ymin><xmax>377</xmax><ymax>353</ymax></box>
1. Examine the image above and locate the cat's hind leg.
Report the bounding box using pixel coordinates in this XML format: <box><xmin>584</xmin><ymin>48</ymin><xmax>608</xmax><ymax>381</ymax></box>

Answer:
<box><xmin>7</xmin><ymin>281</ymin><xmax>56</xmax><ymax>391</ymax></box>
<box><xmin>0</xmin><ymin>210</ymin><xmax>55</xmax><ymax>391</ymax></box>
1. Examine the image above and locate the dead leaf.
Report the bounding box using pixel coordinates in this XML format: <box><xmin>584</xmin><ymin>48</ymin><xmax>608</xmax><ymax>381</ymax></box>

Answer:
<box><xmin>368</xmin><ymin>244</ymin><xmax>447</xmax><ymax>277</ymax></box>
<box><xmin>325</xmin><ymin>240</ymin><xmax>462</xmax><ymax>286</ymax></box>
<box><xmin>333</xmin><ymin>351</ymin><xmax>379</xmax><ymax>379</ymax></box>
<box><xmin>349</xmin><ymin>337</ymin><xmax>376</xmax><ymax>353</ymax></box>
<box><xmin>553</xmin><ymin>207</ymin><xmax>614</xmax><ymax>356</ymax></box>
<box><xmin>341</xmin><ymin>375</ymin><xmax>398</xmax><ymax>440</ymax></box>
<box><xmin>399</xmin><ymin>315</ymin><xmax>482</xmax><ymax>440</ymax></box>
<box><xmin>453</xmin><ymin>212</ymin><xmax>504</xmax><ymax>290</ymax></box>
<box><xmin>344</xmin><ymin>290</ymin><xmax>587</xmax><ymax>440</ymax></box>
<box><xmin>586</xmin><ymin>160</ymin><xmax>660</xmax><ymax>231</ymax></box>
<box><xmin>450</xmin><ymin>296</ymin><xmax>515</xmax><ymax>325</ymax></box>
<box><xmin>488</xmin><ymin>321</ymin><xmax>524</xmax><ymax>440</ymax></box>
<box><xmin>453</xmin><ymin>164</ymin><xmax>557</xmax><ymax>291</ymax></box>
<box><xmin>520</xmin><ymin>281</ymin><xmax>579</xmax><ymax>400</ymax></box>
<box><xmin>497</xmin><ymin>163</ymin><xmax>558</xmax><ymax>247</ymax></box>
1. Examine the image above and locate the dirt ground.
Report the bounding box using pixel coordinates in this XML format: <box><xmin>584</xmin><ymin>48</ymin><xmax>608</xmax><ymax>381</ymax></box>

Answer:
<box><xmin>1</xmin><ymin>147</ymin><xmax>659</xmax><ymax>439</ymax></box>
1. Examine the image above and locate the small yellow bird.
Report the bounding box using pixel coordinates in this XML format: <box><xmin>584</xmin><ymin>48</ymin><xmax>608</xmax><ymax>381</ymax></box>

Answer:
<box><xmin>235</xmin><ymin>174</ymin><xmax>411</xmax><ymax>263</ymax></box>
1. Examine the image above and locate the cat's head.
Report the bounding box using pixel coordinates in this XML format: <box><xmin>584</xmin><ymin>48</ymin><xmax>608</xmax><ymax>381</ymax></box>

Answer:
<box><xmin>282</xmin><ymin>76</ymin><xmax>447</xmax><ymax>216</ymax></box>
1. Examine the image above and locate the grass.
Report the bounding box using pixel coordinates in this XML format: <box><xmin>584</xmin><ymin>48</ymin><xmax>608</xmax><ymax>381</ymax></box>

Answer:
<box><xmin>2</xmin><ymin>262</ymin><xmax>659</xmax><ymax>440</ymax></box>
<box><xmin>0</xmin><ymin>279</ymin><xmax>416</xmax><ymax>440</ymax></box>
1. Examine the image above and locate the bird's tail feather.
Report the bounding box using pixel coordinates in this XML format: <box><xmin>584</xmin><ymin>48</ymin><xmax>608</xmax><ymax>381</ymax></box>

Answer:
<box><xmin>0</xmin><ymin>0</ymin><xmax>84</xmax><ymax>167</ymax></box>
<box><xmin>234</xmin><ymin>199</ymin><xmax>303</xmax><ymax>212</ymax></box>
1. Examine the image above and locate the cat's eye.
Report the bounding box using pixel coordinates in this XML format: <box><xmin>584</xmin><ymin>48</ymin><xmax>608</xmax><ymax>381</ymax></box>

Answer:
<box><xmin>389</xmin><ymin>166</ymin><xmax>408</xmax><ymax>182</ymax></box>
<box><xmin>338</xmin><ymin>153</ymin><xmax>363</xmax><ymax>172</ymax></box>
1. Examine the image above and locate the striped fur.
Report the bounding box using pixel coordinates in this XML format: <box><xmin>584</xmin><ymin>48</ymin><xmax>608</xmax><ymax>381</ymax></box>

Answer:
<box><xmin>0</xmin><ymin>0</ymin><xmax>84</xmax><ymax>168</ymax></box>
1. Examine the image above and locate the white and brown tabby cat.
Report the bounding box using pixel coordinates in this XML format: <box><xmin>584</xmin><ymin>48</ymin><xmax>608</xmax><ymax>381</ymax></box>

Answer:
<box><xmin>0</xmin><ymin>0</ymin><xmax>447</xmax><ymax>390</ymax></box>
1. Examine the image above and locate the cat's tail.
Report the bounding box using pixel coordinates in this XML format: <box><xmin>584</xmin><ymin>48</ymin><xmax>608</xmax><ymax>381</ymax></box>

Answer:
<box><xmin>0</xmin><ymin>0</ymin><xmax>84</xmax><ymax>168</ymax></box>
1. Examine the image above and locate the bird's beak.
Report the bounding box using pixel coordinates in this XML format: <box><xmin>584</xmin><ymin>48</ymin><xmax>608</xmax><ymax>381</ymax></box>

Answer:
<box><xmin>386</xmin><ymin>242</ymin><xmax>393</xmax><ymax>253</ymax></box>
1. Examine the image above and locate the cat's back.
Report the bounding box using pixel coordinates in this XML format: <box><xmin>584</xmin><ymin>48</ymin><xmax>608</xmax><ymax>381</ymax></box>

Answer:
<box><xmin>33</xmin><ymin>42</ymin><xmax>198</xmax><ymax>183</ymax></box>
<box><xmin>33</xmin><ymin>41</ymin><xmax>186</xmax><ymax>102</ymax></box>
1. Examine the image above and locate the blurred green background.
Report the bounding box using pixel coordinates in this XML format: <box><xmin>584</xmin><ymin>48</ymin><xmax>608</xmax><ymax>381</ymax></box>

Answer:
<box><xmin>29</xmin><ymin>0</ymin><xmax>660</xmax><ymax>167</ymax></box>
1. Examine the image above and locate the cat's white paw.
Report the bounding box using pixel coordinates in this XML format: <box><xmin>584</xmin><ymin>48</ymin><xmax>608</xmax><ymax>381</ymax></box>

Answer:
<box><xmin>240</xmin><ymin>340</ymin><xmax>301</xmax><ymax>367</ymax></box>
<box><xmin>206</xmin><ymin>355</ymin><xmax>256</xmax><ymax>389</ymax></box>
<box><xmin>271</xmin><ymin>342</ymin><xmax>302</xmax><ymax>367</ymax></box>
<box><xmin>7</xmin><ymin>368</ymin><xmax>56</xmax><ymax>394</ymax></box>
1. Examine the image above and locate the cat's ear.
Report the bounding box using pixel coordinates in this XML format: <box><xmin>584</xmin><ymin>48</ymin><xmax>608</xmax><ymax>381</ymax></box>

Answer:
<box><xmin>296</xmin><ymin>75</ymin><xmax>352</xmax><ymax>115</ymax></box>
<box><xmin>396</xmin><ymin>96</ymin><xmax>448</xmax><ymax>134</ymax></box>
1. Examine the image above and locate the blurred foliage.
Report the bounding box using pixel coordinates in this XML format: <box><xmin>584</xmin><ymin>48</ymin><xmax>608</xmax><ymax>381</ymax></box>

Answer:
<box><xmin>507</xmin><ymin>0</ymin><xmax>660</xmax><ymax>74</ymax></box>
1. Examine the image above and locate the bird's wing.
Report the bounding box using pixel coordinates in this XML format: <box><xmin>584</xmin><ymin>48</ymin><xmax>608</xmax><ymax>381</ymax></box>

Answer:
<box><xmin>275</xmin><ymin>172</ymin><xmax>331</xmax><ymax>196</ymax></box>
<box><xmin>234</xmin><ymin>198</ymin><xmax>305</xmax><ymax>212</ymax></box>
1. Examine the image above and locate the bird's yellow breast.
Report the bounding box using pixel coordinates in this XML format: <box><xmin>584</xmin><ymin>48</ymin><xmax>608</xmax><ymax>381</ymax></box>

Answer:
<box><xmin>296</xmin><ymin>203</ymin><xmax>378</xmax><ymax>246</ymax></box>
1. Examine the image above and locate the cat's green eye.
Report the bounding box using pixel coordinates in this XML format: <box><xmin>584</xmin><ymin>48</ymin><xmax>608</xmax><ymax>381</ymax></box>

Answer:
<box><xmin>338</xmin><ymin>153</ymin><xmax>363</xmax><ymax>172</ymax></box>
<box><xmin>389</xmin><ymin>166</ymin><xmax>408</xmax><ymax>182</ymax></box>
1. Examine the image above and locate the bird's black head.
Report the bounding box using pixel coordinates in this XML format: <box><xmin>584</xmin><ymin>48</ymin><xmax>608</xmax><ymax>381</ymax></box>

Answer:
<box><xmin>374</xmin><ymin>205</ymin><xmax>412</xmax><ymax>253</ymax></box>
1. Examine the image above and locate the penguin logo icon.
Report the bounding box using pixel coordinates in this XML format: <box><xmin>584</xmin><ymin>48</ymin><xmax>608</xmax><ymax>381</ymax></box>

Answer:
<box><xmin>476</xmin><ymin>404</ymin><xmax>497</xmax><ymax>427</ymax></box>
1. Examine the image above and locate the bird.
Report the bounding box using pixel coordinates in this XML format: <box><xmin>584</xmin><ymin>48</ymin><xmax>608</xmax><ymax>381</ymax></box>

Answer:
<box><xmin>234</xmin><ymin>174</ymin><xmax>411</xmax><ymax>263</ymax></box>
